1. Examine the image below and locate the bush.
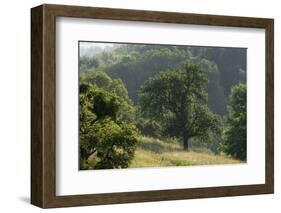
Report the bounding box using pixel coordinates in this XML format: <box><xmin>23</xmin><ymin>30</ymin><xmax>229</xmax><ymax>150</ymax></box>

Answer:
<box><xmin>79</xmin><ymin>83</ymin><xmax>138</xmax><ymax>169</ymax></box>
<box><xmin>84</xmin><ymin>118</ymin><xmax>138</xmax><ymax>169</ymax></box>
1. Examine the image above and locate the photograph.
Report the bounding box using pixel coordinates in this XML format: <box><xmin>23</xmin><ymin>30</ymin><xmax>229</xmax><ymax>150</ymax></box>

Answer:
<box><xmin>79</xmin><ymin>41</ymin><xmax>247</xmax><ymax>170</ymax></box>
<box><xmin>29</xmin><ymin>3</ymin><xmax>274</xmax><ymax>208</ymax></box>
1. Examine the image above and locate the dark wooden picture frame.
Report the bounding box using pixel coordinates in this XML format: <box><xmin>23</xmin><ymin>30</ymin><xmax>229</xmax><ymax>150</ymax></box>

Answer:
<box><xmin>31</xmin><ymin>4</ymin><xmax>274</xmax><ymax>208</ymax></box>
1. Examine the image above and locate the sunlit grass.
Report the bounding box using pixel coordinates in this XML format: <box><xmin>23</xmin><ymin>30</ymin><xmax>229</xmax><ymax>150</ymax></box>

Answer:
<box><xmin>129</xmin><ymin>136</ymin><xmax>243</xmax><ymax>168</ymax></box>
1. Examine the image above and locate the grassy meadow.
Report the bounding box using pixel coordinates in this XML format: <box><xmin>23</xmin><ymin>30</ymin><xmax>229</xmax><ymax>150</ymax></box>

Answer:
<box><xmin>87</xmin><ymin>136</ymin><xmax>242</xmax><ymax>169</ymax></box>
<box><xmin>131</xmin><ymin>136</ymin><xmax>242</xmax><ymax>168</ymax></box>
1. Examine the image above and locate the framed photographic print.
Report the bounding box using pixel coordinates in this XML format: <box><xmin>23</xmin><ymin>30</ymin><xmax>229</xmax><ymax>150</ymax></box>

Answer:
<box><xmin>31</xmin><ymin>4</ymin><xmax>274</xmax><ymax>208</ymax></box>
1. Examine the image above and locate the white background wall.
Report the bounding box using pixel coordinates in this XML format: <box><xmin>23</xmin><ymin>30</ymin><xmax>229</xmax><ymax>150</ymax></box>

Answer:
<box><xmin>0</xmin><ymin>0</ymin><xmax>279</xmax><ymax>212</ymax></box>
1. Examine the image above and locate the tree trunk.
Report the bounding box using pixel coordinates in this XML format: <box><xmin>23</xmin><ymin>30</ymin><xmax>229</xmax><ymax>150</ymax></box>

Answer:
<box><xmin>183</xmin><ymin>131</ymin><xmax>189</xmax><ymax>151</ymax></box>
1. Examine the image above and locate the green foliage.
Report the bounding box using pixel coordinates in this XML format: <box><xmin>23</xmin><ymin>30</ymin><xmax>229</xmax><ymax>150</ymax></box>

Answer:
<box><xmin>85</xmin><ymin>118</ymin><xmax>138</xmax><ymax>169</ymax></box>
<box><xmin>175</xmin><ymin>58</ymin><xmax>226</xmax><ymax>115</ymax></box>
<box><xmin>105</xmin><ymin>46</ymin><xmax>192</xmax><ymax>102</ymax></box>
<box><xmin>81</xmin><ymin>44</ymin><xmax>246</xmax><ymax>117</ymax></box>
<box><xmin>79</xmin><ymin>56</ymin><xmax>99</xmax><ymax>72</ymax></box>
<box><xmin>195</xmin><ymin>47</ymin><xmax>246</xmax><ymax>96</ymax></box>
<box><xmin>79</xmin><ymin>82</ymin><xmax>138</xmax><ymax>170</ymax></box>
<box><xmin>221</xmin><ymin>83</ymin><xmax>246</xmax><ymax>160</ymax></box>
<box><xmin>136</xmin><ymin>117</ymin><xmax>162</xmax><ymax>138</ymax></box>
<box><xmin>200</xmin><ymin>59</ymin><xmax>226</xmax><ymax>115</ymax></box>
<box><xmin>81</xmin><ymin>71</ymin><xmax>136</xmax><ymax>123</ymax></box>
<box><xmin>83</xmin><ymin>70</ymin><xmax>112</xmax><ymax>88</ymax></box>
<box><xmin>80</xmin><ymin>83</ymin><xmax>120</xmax><ymax>120</ymax></box>
<box><xmin>139</xmin><ymin>62</ymin><xmax>222</xmax><ymax>150</ymax></box>
<box><xmin>95</xmin><ymin>45</ymin><xmax>245</xmax><ymax>116</ymax></box>
<box><xmin>95</xmin><ymin>49</ymin><xmax>119</xmax><ymax>66</ymax></box>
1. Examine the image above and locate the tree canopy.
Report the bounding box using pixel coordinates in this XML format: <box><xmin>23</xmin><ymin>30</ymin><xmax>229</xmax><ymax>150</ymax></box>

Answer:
<box><xmin>221</xmin><ymin>83</ymin><xmax>247</xmax><ymax>160</ymax></box>
<box><xmin>139</xmin><ymin>62</ymin><xmax>222</xmax><ymax>150</ymax></box>
<box><xmin>81</xmin><ymin>71</ymin><xmax>136</xmax><ymax>123</ymax></box>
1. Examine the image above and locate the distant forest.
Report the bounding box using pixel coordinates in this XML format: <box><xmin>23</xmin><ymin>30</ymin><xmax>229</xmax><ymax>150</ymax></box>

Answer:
<box><xmin>80</xmin><ymin>43</ymin><xmax>246</xmax><ymax>116</ymax></box>
<box><xmin>79</xmin><ymin>42</ymin><xmax>247</xmax><ymax>170</ymax></box>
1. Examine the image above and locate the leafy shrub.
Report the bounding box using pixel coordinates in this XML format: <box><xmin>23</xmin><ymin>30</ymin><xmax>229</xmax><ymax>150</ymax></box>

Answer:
<box><xmin>84</xmin><ymin>118</ymin><xmax>138</xmax><ymax>169</ymax></box>
<box><xmin>82</xmin><ymin>71</ymin><xmax>136</xmax><ymax>123</ymax></box>
<box><xmin>79</xmin><ymin>82</ymin><xmax>138</xmax><ymax>169</ymax></box>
